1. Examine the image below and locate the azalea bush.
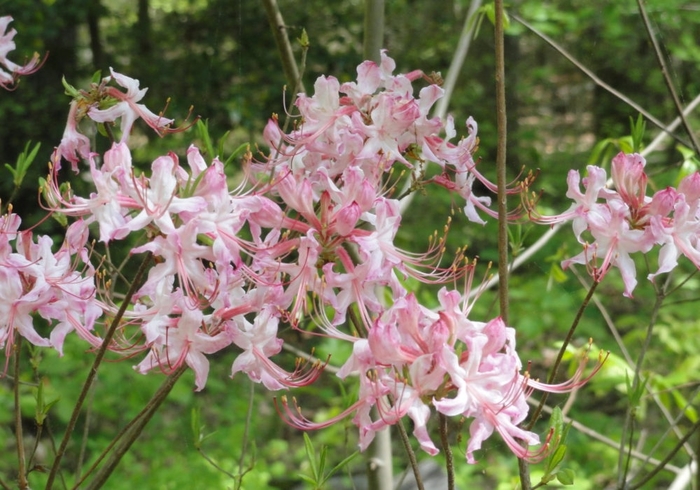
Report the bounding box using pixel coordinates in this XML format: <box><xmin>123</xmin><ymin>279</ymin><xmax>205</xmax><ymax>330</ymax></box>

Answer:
<box><xmin>1</xmin><ymin>3</ymin><xmax>700</xmax><ymax>490</ymax></box>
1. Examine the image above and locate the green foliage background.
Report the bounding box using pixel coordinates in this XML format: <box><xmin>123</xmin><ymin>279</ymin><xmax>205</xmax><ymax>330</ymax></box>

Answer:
<box><xmin>1</xmin><ymin>0</ymin><xmax>700</xmax><ymax>488</ymax></box>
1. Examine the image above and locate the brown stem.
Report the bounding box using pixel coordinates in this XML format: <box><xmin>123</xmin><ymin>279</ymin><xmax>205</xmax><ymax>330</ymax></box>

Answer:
<box><xmin>438</xmin><ymin>413</ymin><xmax>455</xmax><ymax>490</ymax></box>
<box><xmin>82</xmin><ymin>364</ymin><xmax>187</xmax><ymax>490</ymax></box>
<box><xmin>395</xmin><ymin>418</ymin><xmax>425</xmax><ymax>490</ymax></box>
<box><xmin>495</xmin><ymin>2</ymin><xmax>528</xmax><ymax>489</ymax></box>
<box><xmin>495</xmin><ymin>0</ymin><xmax>509</xmax><ymax>326</ymax></box>
<box><xmin>46</xmin><ymin>252</ymin><xmax>153</xmax><ymax>490</ymax></box>
<box><xmin>14</xmin><ymin>336</ymin><xmax>28</xmax><ymax>489</ymax></box>
<box><xmin>527</xmin><ymin>278</ymin><xmax>599</xmax><ymax>430</ymax></box>
<box><xmin>262</xmin><ymin>0</ymin><xmax>305</xmax><ymax>93</ymax></box>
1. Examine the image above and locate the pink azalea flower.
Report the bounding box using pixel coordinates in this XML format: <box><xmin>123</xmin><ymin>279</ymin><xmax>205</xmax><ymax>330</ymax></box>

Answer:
<box><xmin>88</xmin><ymin>69</ymin><xmax>174</xmax><ymax>142</ymax></box>
<box><xmin>135</xmin><ymin>303</ymin><xmax>232</xmax><ymax>391</ymax></box>
<box><xmin>56</xmin><ymin>101</ymin><xmax>91</xmax><ymax>171</ymax></box>
<box><xmin>0</xmin><ymin>16</ymin><xmax>42</xmax><ymax>90</ymax></box>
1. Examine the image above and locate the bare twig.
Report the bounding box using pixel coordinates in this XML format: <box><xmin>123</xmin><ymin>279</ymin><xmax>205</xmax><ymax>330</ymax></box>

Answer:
<box><xmin>527</xmin><ymin>278</ymin><xmax>599</xmax><ymax>430</ymax></box>
<box><xmin>495</xmin><ymin>0</ymin><xmax>509</xmax><ymax>325</ymax></box>
<box><xmin>528</xmin><ymin>400</ymin><xmax>682</xmax><ymax>474</ymax></box>
<box><xmin>572</xmin><ymin>267</ymin><xmax>696</xmax><ymax>460</ymax></box>
<box><xmin>395</xmin><ymin>418</ymin><xmax>425</xmax><ymax>490</ymax></box>
<box><xmin>644</xmin><ymin>93</ymin><xmax>700</xmax><ymax>154</ymax></box>
<box><xmin>83</xmin><ymin>364</ymin><xmax>187</xmax><ymax>490</ymax></box>
<box><xmin>495</xmin><ymin>3</ymin><xmax>528</xmax><ymax>489</ymax></box>
<box><xmin>14</xmin><ymin>337</ymin><xmax>28</xmax><ymax>489</ymax></box>
<box><xmin>512</xmin><ymin>13</ymin><xmax>692</xmax><ymax>149</ymax></box>
<box><xmin>438</xmin><ymin>413</ymin><xmax>455</xmax><ymax>490</ymax></box>
<box><xmin>617</xmin><ymin>279</ymin><xmax>668</xmax><ymax>487</ymax></box>
<box><xmin>46</xmin><ymin>252</ymin><xmax>153</xmax><ymax>490</ymax></box>
<box><xmin>232</xmin><ymin>379</ymin><xmax>257</xmax><ymax>489</ymax></box>
<box><xmin>636</xmin><ymin>0</ymin><xmax>700</xmax><ymax>155</ymax></box>
<box><xmin>628</xmin><ymin>419</ymin><xmax>700</xmax><ymax>490</ymax></box>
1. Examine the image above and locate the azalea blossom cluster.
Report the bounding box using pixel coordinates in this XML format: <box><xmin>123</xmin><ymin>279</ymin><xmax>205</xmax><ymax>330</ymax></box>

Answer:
<box><xmin>536</xmin><ymin>152</ymin><xmax>700</xmax><ymax>296</ymax></box>
<box><xmin>2</xmin><ymin>45</ymin><xmax>596</xmax><ymax>464</ymax></box>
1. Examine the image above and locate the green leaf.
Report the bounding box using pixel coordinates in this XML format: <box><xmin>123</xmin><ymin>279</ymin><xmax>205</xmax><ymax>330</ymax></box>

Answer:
<box><xmin>62</xmin><ymin>76</ymin><xmax>80</xmax><ymax>97</ymax></box>
<box><xmin>195</xmin><ymin>119</ymin><xmax>216</xmax><ymax>157</ymax></box>
<box><xmin>303</xmin><ymin>432</ymin><xmax>318</xmax><ymax>480</ymax></box>
<box><xmin>548</xmin><ymin>444</ymin><xmax>567</xmax><ymax>472</ymax></box>
<box><xmin>617</xmin><ymin>136</ymin><xmax>634</xmax><ymax>154</ymax></box>
<box><xmin>317</xmin><ymin>445</ymin><xmax>327</xmax><ymax>482</ymax></box>
<box><xmin>297</xmin><ymin>474</ymin><xmax>317</xmax><ymax>485</ymax></box>
<box><xmin>676</xmin><ymin>144</ymin><xmax>700</xmax><ymax>184</ymax></box>
<box><xmin>223</xmin><ymin>142</ymin><xmax>250</xmax><ymax>168</ymax></box>
<box><xmin>33</xmin><ymin>383</ymin><xmax>59</xmax><ymax>425</ymax></box>
<box><xmin>587</xmin><ymin>137</ymin><xmax>615</xmax><ymax>165</ymax></box>
<box><xmin>298</xmin><ymin>28</ymin><xmax>310</xmax><ymax>49</ymax></box>
<box><xmin>324</xmin><ymin>451</ymin><xmax>359</xmax><ymax>483</ymax></box>
<box><xmin>557</xmin><ymin>468</ymin><xmax>575</xmax><ymax>485</ymax></box>
<box><xmin>5</xmin><ymin>141</ymin><xmax>40</xmax><ymax>187</ymax></box>
<box><xmin>191</xmin><ymin>407</ymin><xmax>202</xmax><ymax>448</ymax></box>
<box><xmin>478</xmin><ymin>2</ymin><xmax>510</xmax><ymax>29</ymax></box>
<box><xmin>629</xmin><ymin>113</ymin><xmax>646</xmax><ymax>152</ymax></box>
<box><xmin>216</xmin><ymin>130</ymin><xmax>231</xmax><ymax>159</ymax></box>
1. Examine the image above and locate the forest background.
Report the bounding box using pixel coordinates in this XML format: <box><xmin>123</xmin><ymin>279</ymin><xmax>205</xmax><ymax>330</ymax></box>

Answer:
<box><xmin>1</xmin><ymin>0</ymin><xmax>700</xmax><ymax>488</ymax></box>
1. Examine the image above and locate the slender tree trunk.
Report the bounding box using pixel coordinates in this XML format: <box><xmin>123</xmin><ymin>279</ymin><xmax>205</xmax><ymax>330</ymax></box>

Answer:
<box><xmin>363</xmin><ymin>0</ymin><xmax>384</xmax><ymax>63</ymax></box>
<box><xmin>137</xmin><ymin>0</ymin><xmax>152</xmax><ymax>56</ymax></box>
<box><xmin>86</xmin><ymin>0</ymin><xmax>104</xmax><ymax>71</ymax></box>
<box><xmin>262</xmin><ymin>0</ymin><xmax>305</xmax><ymax>93</ymax></box>
<box><xmin>134</xmin><ymin>0</ymin><xmax>153</xmax><ymax>80</ymax></box>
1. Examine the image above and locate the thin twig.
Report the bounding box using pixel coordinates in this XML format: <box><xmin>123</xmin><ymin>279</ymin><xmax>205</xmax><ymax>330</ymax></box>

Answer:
<box><xmin>198</xmin><ymin>448</ymin><xmax>238</xmax><ymax>480</ymax></box>
<box><xmin>636</xmin><ymin>0</ymin><xmax>700</xmax><ymax>155</ymax></box>
<box><xmin>494</xmin><ymin>0</ymin><xmax>509</xmax><ymax>325</ymax></box>
<box><xmin>496</xmin><ymin>3</ymin><xmax>528</xmax><ymax>489</ymax></box>
<box><xmin>395</xmin><ymin>418</ymin><xmax>425</xmax><ymax>490</ymax></box>
<box><xmin>75</xmin><ymin>376</ymin><xmax>96</xmax><ymax>482</ymax></box>
<box><xmin>628</xmin><ymin>419</ymin><xmax>700</xmax><ymax>490</ymax></box>
<box><xmin>72</xmin><ymin>386</ymin><xmax>160</xmax><ymax>488</ymax></box>
<box><xmin>617</xmin><ymin>281</ymin><xmax>667</xmax><ymax>487</ymax></box>
<box><xmin>527</xmin><ymin>278</ymin><xmax>599</xmax><ymax>430</ymax></box>
<box><xmin>46</xmin><ymin>252</ymin><xmax>153</xmax><ymax>490</ymax></box>
<box><xmin>235</xmin><ymin>379</ymin><xmax>256</xmax><ymax>488</ymax></box>
<box><xmin>14</xmin><ymin>336</ymin><xmax>28</xmax><ymax>489</ymax></box>
<box><xmin>629</xmin><ymin>385</ymin><xmax>700</xmax><ymax>482</ymax></box>
<box><xmin>643</xmin><ymin>93</ymin><xmax>700</xmax><ymax>155</ymax></box>
<box><xmin>438</xmin><ymin>413</ymin><xmax>455</xmax><ymax>490</ymax></box>
<box><xmin>528</xmin><ymin>399</ymin><xmax>682</xmax><ymax>474</ymax></box>
<box><xmin>83</xmin><ymin>364</ymin><xmax>187</xmax><ymax>490</ymax></box>
<box><xmin>572</xmin><ymin>267</ymin><xmax>696</xmax><ymax>459</ymax></box>
<box><xmin>512</xmin><ymin>13</ymin><xmax>692</xmax><ymax>149</ymax></box>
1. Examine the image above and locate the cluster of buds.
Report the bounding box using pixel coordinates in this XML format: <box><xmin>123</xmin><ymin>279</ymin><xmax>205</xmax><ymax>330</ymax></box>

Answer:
<box><xmin>3</xmin><ymin>31</ymin><xmax>600</xmax><ymax>464</ymax></box>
